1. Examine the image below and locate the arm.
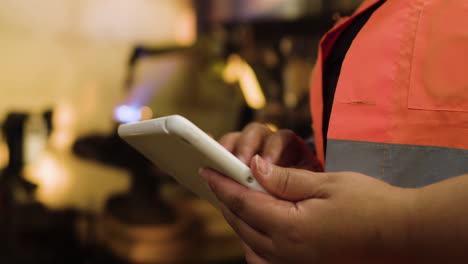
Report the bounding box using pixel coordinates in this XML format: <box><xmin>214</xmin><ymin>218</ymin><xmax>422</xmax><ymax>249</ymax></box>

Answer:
<box><xmin>201</xmin><ymin>156</ymin><xmax>468</xmax><ymax>263</ymax></box>
<box><xmin>210</xmin><ymin>123</ymin><xmax>468</xmax><ymax>263</ymax></box>
<box><xmin>405</xmin><ymin>174</ymin><xmax>468</xmax><ymax>260</ymax></box>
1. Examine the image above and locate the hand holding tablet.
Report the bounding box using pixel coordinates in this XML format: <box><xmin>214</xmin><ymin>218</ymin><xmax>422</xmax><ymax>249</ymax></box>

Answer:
<box><xmin>118</xmin><ymin>115</ymin><xmax>266</xmax><ymax>206</ymax></box>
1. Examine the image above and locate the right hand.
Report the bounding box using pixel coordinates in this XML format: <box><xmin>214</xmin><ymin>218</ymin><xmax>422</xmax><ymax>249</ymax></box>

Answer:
<box><xmin>219</xmin><ymin>123</ymin><xmax>323</xmax><ymax>171</ymax></box>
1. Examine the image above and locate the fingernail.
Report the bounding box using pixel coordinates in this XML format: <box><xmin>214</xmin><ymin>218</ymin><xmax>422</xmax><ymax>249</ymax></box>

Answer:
<box><xmin>255</xmin><ymin>155</ymin><xmax>271</xmax><ymax>176</ymax></box>
<box><xmin>237</xmin><ymin>155</ymin><xmax>247</xmax><ymax>164</ymax></box>
<box><xmin>198</xmin><ymin>168</ymin><xmax>208</xmax><ymax>179</ymax></box>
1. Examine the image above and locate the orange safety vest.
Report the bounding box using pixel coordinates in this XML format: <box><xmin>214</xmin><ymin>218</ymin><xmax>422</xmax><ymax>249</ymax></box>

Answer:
<box><xmin>311</xmin><ymin>0</ymin><xmax>468</xmax><ymax>187</ymax></box>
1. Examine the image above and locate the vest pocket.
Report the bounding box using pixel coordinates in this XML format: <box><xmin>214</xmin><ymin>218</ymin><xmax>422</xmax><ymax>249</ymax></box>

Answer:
<box><xmin>408</xmin><ymin>0</ymin><xmax>468</xmax><ymax>112</ymax></box>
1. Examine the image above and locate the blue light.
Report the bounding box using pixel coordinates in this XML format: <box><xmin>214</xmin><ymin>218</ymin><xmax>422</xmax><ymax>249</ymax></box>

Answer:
<box><xmin>114</xmin><ymin>105</ymin><xmax>141</xmax><ymax>124</ymax></box>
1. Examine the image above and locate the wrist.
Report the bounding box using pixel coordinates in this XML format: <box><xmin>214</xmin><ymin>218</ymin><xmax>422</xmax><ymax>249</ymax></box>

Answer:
<box><xmin>367</xmin><ymin>186</ymin><xmax>420</xmax><ymax>261</ymax></box>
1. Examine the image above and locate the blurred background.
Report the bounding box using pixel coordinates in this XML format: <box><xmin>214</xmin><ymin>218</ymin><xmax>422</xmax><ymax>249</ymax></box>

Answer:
<box><xmin>0</xmin><ymin>0</ymin><xmax>363</xmax><ymax>263</ymax></box>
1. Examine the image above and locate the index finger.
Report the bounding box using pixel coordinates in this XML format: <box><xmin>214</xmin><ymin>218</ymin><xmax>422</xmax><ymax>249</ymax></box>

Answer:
<box><xmin>261</xmin><ymin>129</ymin><xmax>299</xmax><ymax>166</ymax></box>
<box><xmin>219</xmin><ymin>132</ymin><xmax>241</xmax><ymax>153</ymax></box>
<box><xmin>235</xmin><ymin>123</ymin><xmax>272</xmax><ymax>164</ymax></box>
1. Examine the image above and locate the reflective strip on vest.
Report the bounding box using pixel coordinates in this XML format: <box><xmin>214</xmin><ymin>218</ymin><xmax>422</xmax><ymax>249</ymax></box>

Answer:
<box><xmin>310</xmin><ymin>0</ymin><xmax>468</xmax><ymax>186</ymax></box>
<box><xmin>327</xmin><ymin>139</ymin><xmax>468</xmax><ymax>187</ymax></box>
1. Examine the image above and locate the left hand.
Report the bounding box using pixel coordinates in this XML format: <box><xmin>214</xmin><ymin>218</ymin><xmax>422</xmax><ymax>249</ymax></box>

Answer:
<box><xmin>200</xmin><ymin>155</ymin><xmax>416</xmax><ymax>264</ymax></box>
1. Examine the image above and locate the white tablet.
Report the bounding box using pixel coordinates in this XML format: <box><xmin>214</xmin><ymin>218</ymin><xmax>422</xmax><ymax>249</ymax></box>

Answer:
<box><xmin>118</xmin><ymin>115</ymin><xmax>266</xmax><ymax>206</ymax></box>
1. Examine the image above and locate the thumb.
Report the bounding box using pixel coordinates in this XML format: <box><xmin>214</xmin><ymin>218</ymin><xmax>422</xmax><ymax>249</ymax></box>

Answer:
<box><xmin>251</xmin><ymin>155</ymin><xmax>330</xmax><ymax>201</ymax></box>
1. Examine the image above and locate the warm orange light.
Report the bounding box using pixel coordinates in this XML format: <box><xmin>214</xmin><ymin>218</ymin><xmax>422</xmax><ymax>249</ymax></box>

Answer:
<box><xmin>24</xmin><ymin>153</ymin><xmax>70</xmax><ymax>206</ymax></box>
<box><xmin>174</xmin><ymin>7</ymin><xmax>197</xmax><ymax>46</ymax></box>
<box><xmin>223</xmin><ymin>55</ymin><xmax>266</xmax><ymax>110</ymax></box>
<box><xmin>0</xmin><ymin>140</ymin><xmax>9</xmax><ymax>169</ymax></box>
<box><xmin>140</xmin><ymin>106</ymin><xmax>154</xmax><ymax>121</ymax></box>
<box><xmin>50</xmin><ymin>102</ymin><xmax>75</xmax><ymax>150</ymax></box>
<box><xmin>80</xmin><ymin>0</ymin><xmax>196</xmax><ymax>46</ymax></box>
<box><xmin>266</xmin><ymin>123</ymin><xmax>278</xmax><ymax>132</ymax></box>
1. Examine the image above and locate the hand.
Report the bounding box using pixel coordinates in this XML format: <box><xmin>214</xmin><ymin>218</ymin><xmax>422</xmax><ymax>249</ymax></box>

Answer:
<box><xmin>200</xmin><ymin>155</ymin><xmax>416</xmax><ymax>264</ymax></box>
<box><xmin>219</xmin><ymin>123</ymin><xmax>322</xmax><ymax>171</ymax></box>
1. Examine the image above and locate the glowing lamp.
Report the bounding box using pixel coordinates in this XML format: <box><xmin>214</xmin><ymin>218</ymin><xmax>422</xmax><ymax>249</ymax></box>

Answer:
<box><xmin>223</xmin><ymin>55</ymin><xmax>266</xmax><ymax>110</ymax></box>
<box><xmin>114</xmin><ymin>105</ymin><xmax>142</xmax><ymax>124</ymax></box>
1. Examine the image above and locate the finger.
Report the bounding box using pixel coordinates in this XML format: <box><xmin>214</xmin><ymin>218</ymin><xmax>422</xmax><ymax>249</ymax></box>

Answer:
<box><xmin>234</xmin><ymin>123</ymin><xmax>272</xmax><ymax>164</ymax></box>
<box><xmin>243</xmin><ymin>243</ymin><xmax>270</xmax><ymax>264</ymax></box>
<box><xmin>251</xmin><ymin>155</ymin><xmax>331</xmax><ymax>201</ymax></box>
<box><xmin>219</xmin><ymin>132</ymin><xmax>241</xmax><ymax>153</ymax></box>
<box><xmin>199</xmin><ymin>168</ymin><xmax>290</xmax><ymax>234</ymax></box>
<box><xmin>221</xmin><ymin>206</ymin><xmax>274</xmax><ymax>259</ymax></box>
<box><xmin>261</xmin><ymin>129</ymin><xmax>302</xmax><ymax>166</ymax></box>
